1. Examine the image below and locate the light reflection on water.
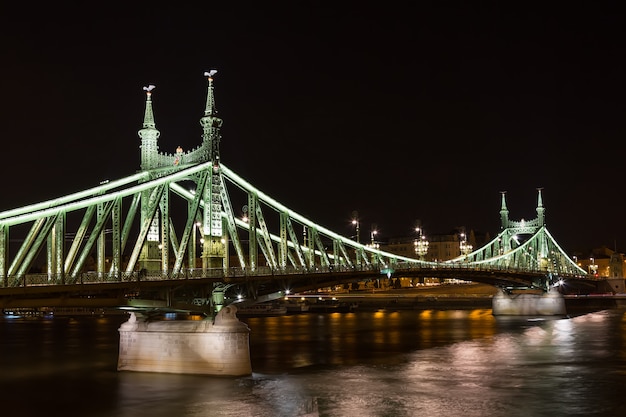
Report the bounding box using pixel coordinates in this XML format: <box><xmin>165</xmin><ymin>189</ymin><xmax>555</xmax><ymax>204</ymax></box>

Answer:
<box><xmin>1</xmin><ymin>309</ymin><xmax>626</xmax><ymax>416</ymax></box>
<box><xmin>243</xmin><ymin>309</ymin><xmax>499</xmax><ymax>372</ymax></box>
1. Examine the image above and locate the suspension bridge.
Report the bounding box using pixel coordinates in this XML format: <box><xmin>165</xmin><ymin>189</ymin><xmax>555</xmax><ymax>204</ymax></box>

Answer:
<box><xmin>0</xmin><ymin>72</ymin><xmax>597</xmax><ymax>315</ymax></box>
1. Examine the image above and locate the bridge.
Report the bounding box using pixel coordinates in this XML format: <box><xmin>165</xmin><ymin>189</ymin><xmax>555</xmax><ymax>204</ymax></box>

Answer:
<box><xmin>0</xmin><ymin>72</ymin><xmax>596</xmax><ymax>315</ymax></box>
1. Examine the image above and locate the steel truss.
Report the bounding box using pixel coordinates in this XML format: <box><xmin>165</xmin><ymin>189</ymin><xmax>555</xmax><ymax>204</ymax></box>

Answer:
<box><xmin>0</xmin><ymin>161</ymin><xmax>589</xmax><ymax>296</ymax></box>
<box><xmin>0</xmin><ymin>162</ymin><xmax>415</xmax><ymax>289</ymax></box>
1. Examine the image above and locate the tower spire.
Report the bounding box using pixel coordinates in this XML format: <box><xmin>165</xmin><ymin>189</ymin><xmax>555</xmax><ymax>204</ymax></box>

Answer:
<box><xmin>204</xmin><ymin>70</ymin><xmax>218</xmax><ymax>117</ymax></box>
<box><xmin>138</xmin><ymin>85</ymin><xmax>160</xmax><ymax>171</ymax></box>
<box><xmin>536</xmin><ymin>187</ymin><xmax>545</xmax><ymax>226</ymax></box>
<box><xmin>500</xmin><ymin>191</ymin><xmax>509</xmax><ymax>229</ymax></box>
<box><xmin>200</xmin><ymin>70</ymin><xmax>223</xmax><ymax>166</ymax></box>
<box><xmin>142</xmin><ymin>85</ymin><xmax>156</xmax><ymax>128</ymax></box>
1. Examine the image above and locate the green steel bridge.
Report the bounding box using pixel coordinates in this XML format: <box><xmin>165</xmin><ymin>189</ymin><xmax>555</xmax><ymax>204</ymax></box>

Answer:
<box><xmin>0</xmin><ymin>72</ymin><xmax>595</xmax><ymax>312</ymax></box>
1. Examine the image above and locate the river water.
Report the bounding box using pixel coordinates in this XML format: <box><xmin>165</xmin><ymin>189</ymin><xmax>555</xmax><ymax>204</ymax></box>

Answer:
<box><xmin>1</xmin><ymin>306</ymin><xmax>625</xmax><ymax>417</ymax></box>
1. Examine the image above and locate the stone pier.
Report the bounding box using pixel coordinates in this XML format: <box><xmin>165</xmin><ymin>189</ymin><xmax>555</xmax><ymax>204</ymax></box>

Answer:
<box><xmin>117</xmin><ymin>305</ymin><xmax>251</xmax><ymax>376</ymax></box>
<box><xmin>492</xmin><ymin>289</ymin><xmax>566</xmax><ymax>316</ymax></box>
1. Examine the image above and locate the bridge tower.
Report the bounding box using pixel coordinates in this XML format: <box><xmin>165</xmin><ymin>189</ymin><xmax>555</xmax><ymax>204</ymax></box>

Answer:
<box><xmin>137</xmin><ymin>85</ymin><xmax>162</xmax><ymax>272</ymax></box>
<box><xmin>498</xmin><ymin>188</ymin><xmax>546</xmax><ymax>255</ymax></box>
<box><xmin>199</xmin><ymin>70</ymin><xmax>228</xmax><ymax>270</ymax></box>
<box><xmin>493</xmin><ymin>188</ymin><xmax>567</xmax><ymax>315</ymax></box>
<box><xmin>136</xmin><ymin>71</ymin><xmax>229</xmax><ymax>274</ymax></box>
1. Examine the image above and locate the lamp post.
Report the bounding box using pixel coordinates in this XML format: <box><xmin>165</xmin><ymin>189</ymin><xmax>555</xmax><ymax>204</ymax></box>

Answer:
<box><xmin>459</xmin><ymin>231</ymin><xmax>473</xmax><ymax>257</ymax></box>
<box><xmin>351</xmin><ymin>211</ymin><xmax>360</xmax><ymax>244</ymax></box>
<box><xmin>370</xmin><ymin>225</ymin><xmax>378</xmax><ymax>247</ymax></box>
<box><xmin>589</xmin><ymin>257</ymin><xmax>598</xmax><ymax>276</ymax></box>
<box><xmin>368</xmin><ymin>227</ymin><xmax>380</xmax><ymax>267</ymax></box>
<box><xmin>414</xmin><ymin>227</ymin><xmax>429</xmax><ymax>260</ymax></box>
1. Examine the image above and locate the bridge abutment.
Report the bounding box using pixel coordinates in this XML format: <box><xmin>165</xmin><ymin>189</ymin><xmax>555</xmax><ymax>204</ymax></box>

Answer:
<box><xmin>117</xmin><ymin>305</ymin><xmax>252</xmax><ymax>376</ymax></box>
<box><xmin>492</xmin><ymin>289</ymin><xmax>566</xmax><ymax>316</ymax></box>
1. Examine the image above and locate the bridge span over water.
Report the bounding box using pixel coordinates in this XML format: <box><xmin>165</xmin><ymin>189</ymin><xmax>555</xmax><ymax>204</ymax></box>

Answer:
<box><xmin>0</xmin><ymin>72</ymin><xmax>598</xmax><ymax>314</ymax></box>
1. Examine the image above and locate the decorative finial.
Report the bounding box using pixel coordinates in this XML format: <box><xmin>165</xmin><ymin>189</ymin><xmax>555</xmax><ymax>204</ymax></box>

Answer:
<box><xmin>143</xmin><ymin>84</ymin><xmax>156</xmax><ymax>97</ymax></box>
<box><xmin>202</xmin><ymin>70</ymin><xmax>219</xmax><ymax>117</ymax></box>
<box><xmin>204</xmin><ymin>69</ymin><xmax>218</xmax><ymax>79</ymax></box>
<box><xmin>204</xmin><ymin>70</ymin><xmax>217</xmax><ymax>92</ymax></box>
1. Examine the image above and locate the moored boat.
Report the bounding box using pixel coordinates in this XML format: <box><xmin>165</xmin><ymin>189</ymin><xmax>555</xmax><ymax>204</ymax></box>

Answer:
<box><xmin>234</xmin><ymin>303</ymin><xmax>288</xmax><ymax>317</ymax></box>
<box><xmin>281</xmin><ymin>299</ymin><xmax>311</xmax><ymax>314</ymax></box>
<box><xmin>307</xmin><ymin>300</ymin><xmax>358</xmax><ymax>313</ymax></box>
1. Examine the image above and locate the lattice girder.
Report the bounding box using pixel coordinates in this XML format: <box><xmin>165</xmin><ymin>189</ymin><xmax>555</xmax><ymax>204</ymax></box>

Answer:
<box><xmin>0</xmin><ymin>160</ymin><xmax>590</xmax><ymax>296</ymax></box>
<box><xmin>283</xmin><ymin>213</ymin><xmax>306</xmax><ymax>267</ymax></box>
<box><xmin>449</xmin><ymin>226</ymin><xmax>586</xmax><ymax>283</ymax></box>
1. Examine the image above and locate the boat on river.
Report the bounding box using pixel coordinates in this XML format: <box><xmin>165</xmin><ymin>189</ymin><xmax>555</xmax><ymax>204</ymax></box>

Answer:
<box><xmin>234</xmin><ymin>303</ymin><xmax>288</xmax><ymax>317</ymax></box>
<box><xmin>281</xmin><ymin>299</ymin><xmax>311</xmax><ymax>314</ymax></box>
<box><xmin>307</xmin><ymin>300</ymin><xmax>358</xmax><ymax>313</ymax></box>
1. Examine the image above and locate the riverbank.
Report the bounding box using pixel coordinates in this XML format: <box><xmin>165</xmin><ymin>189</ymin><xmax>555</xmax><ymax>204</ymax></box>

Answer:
<box><xmin>305</xmin><ymin>283</ymin><xmax>498</xmax><ymax>311</ymax></box>
<box><xmin>298</xmin><ymin>283</ymin><xmax>622</xmax><ymax>313</ymax></box>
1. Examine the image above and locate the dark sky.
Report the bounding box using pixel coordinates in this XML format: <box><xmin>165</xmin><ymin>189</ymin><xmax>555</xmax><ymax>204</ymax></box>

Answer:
<box><xmin>1</xmin><ymin>3</ymin><xmax>624</xmax><ymax>255</ymax></box>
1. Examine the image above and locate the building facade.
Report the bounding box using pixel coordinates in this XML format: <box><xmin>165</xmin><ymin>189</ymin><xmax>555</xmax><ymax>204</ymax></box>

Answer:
<box><xmin>380</xmin><ymin>228</ymin><xmax>490</xmax><ymax>262</ymax></box>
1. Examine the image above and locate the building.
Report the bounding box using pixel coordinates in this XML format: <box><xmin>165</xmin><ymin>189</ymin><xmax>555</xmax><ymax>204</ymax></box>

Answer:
<box><xmin>380</xmin><ymin>227</ymin><xmax>490</xmax><ymax>262</ymax></box>
<box><xmin>574</xmin><ymin>246</ymin><xmax>625</xmax><ymax>278</ymax></box>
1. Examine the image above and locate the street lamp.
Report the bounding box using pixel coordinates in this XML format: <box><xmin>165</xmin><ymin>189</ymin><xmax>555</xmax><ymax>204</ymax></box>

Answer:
<box><xmin>368</xmin><ymin>227</ymin><xmax>380</xmax><ymax>267</ymax></box>
<box><xmin>370</xmin><ymin>225</ymin><xmax>378</xmax><ymax>247</ymax></box>
<box><xmin>351</xmin><ymin>211</ymin><xmax>360</xmax><ymax>243</ymax></box>
<box><xmin>414</xmin><ymin>227</ymin><xmax>429</xmax><ymax>259</ymax></box>
<box><xmin>459</xmin><ymin>232</ymin><xmax>472</xmax><ymax>257</ymax></box>
<box><xmin>589</xmin><ymin>257</ymin><xmax>598</xmax><ymax>276</ymax></box>
<box><xmin>242</xmin><ymin>205</ymin><xmax>249</xmax><ymax>223</ymax></box>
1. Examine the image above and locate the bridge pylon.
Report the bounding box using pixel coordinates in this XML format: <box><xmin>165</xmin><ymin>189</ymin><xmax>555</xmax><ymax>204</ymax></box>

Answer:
<box><xmin>448</xmin><ymin>188</ymin><xmax>587</xmax><ymax>292</ymax></box>
<box><xmin>136</xmin><ymin>71</ymin><xmax>231</xmax><ymax>276</ymax></box>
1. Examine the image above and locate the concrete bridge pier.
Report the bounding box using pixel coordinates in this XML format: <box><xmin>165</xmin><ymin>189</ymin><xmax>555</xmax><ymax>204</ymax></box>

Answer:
<box><xmin>492</xmin><ymin>288</ymin><xmax>566</xmax><ymax>316</ymax></box>
<box><xmin>117</xmin><ymin>305</ymin><xmax>252</xmax><ymax>376</ymax></box>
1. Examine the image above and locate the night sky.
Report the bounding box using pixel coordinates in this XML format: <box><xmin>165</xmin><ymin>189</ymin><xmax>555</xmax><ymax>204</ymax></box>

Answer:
<box><xmin>1</xmin><ymin>3</ymin><xmax>624</xmax><ymax>255</ymax></box>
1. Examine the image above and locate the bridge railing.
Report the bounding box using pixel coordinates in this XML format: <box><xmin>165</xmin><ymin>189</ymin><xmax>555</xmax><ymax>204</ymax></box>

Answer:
<box><xmin>3</xmin><ymin>260</ymin><xmax>592</xmax><ymax>290</ymax></box>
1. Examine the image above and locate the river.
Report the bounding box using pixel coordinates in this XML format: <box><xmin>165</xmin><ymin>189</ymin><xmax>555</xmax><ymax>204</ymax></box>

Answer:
<box><xmin>1</xmin><ymin>306</ymin><xmax>625</xmax><ymax>416</ymax></box>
